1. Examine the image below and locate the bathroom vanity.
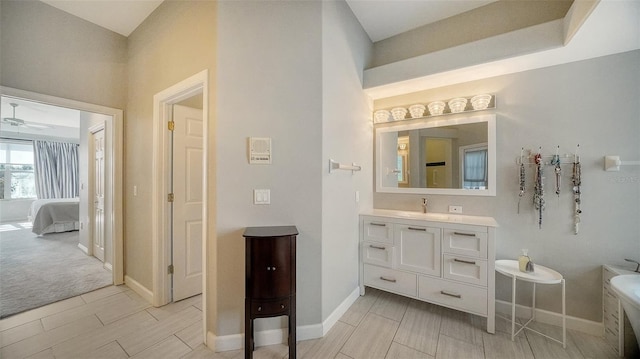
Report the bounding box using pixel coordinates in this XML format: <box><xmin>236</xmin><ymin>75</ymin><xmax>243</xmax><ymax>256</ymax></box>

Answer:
<box><xmin>603</xmin><ymin>264</ymin><xmax>639</xmax><ymax>358</ymax></box>
<box><xmin>359</xmin><ymin>209</ymin><xmax>497</xmax><ymax>333</ymax></box>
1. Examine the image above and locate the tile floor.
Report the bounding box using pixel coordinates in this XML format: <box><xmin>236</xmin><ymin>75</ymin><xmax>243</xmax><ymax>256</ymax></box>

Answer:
<box><xmin>0</xmin><ymin>285</ymin><xmax>618</xmax><ymax>359</ymax></box>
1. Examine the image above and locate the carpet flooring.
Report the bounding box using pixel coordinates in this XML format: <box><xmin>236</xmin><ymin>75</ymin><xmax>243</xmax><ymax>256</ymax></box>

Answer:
<box><xmin>0</xmin><ymin>222</ymin><xmax>112</xmax><ymax>318</ymax></box>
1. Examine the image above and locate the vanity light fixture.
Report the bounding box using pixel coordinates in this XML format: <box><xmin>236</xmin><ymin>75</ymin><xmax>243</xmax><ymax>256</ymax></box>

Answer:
<box><xmin>373</xmin><ymin>94</ymin><xmax>495</xmax><ymax>123</ymax></box>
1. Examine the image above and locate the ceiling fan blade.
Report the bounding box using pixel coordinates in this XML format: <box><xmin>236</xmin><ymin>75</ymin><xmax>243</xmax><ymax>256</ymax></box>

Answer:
<box><xmin>23</xmin><ymin>122</ymin><xmax>52</xmax><ymax>129</ymax></box>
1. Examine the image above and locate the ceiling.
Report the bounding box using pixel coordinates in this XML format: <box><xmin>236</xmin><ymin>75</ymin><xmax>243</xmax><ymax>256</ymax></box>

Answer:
<box><xmin>40</xmin><ymin>0</ymin><xmax>494</xmax><ymax>40</ymax></box>
<box><xmin>40</xmin><ymin>0</ymin><xmax>164</xmax><ymax>37</ymax></box>
<box><xmin>1</xmin><ymin>96</ymin><xmax>80</xmax><ymax>139</ymax></box>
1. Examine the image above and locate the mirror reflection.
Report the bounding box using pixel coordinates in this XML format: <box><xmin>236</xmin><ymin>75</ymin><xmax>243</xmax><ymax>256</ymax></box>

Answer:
<box><xmin>376</xmin><ymin>115</ymin><xmax>495</xmax><ymax>196</ymax></box>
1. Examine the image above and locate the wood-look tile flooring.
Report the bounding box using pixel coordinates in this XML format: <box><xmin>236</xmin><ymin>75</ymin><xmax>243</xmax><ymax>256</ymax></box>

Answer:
<box><xmin>0</xmin><ymin>285</ymin><xmax>617</xmax><ymax>359</ymax></box>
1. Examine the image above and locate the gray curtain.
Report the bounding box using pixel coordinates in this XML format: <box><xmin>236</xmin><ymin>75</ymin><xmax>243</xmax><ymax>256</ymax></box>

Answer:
<box><xmin>33</xmin><ymin>140</ymin><xmax>80</xmax><ymax>199</ymax></box>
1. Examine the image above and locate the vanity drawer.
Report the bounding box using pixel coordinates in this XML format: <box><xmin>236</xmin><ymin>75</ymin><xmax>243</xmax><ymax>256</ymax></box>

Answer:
<box><xmin>364</xmin><ymin>264</ymin><xmax>417</xmax><ymax>297</ymax></box>
<box><xmin>418</xmin><ymin>276</ymin><xmax>487</xmax><ymax>316</ymax></box>
<box><xmin>442</xmin><ymin>255</ymin><xmax>487</xmax><ymax>286</ymax></box>
<box><xmin>362</xmin><ymin>241</ymin><xmax>394</xmax><ymax>268</ymax></box>
<box><xmin>363</xmin><ymin>219</ymin><xmax>394</xmax><ymax>244</ymax></box>
<box><xmin>442</xmin><ymin>229</ymin><xmax>487</xmax><ymax>259</ymax></box>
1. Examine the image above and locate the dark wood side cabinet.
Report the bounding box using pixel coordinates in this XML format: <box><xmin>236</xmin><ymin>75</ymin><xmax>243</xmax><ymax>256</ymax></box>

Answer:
<box><xmin>243</xmin><ymin>226</ymin><xmax>297</xmax><ymax>359</ymax></box>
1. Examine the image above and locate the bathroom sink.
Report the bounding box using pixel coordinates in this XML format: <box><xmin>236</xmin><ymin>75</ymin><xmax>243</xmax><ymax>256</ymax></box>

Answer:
<box><xmin>393</xmin><ymin>211</ymin><xmax>449</xmax><ymax>221</ymax></box>
<box><xmin>610</xmin><ymin>274</ymin><xmax>640</xmax><ymax>344</ymax></box>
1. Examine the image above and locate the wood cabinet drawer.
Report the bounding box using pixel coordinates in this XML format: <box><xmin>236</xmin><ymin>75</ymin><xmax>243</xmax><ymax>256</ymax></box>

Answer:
<box><xmin>442</xmin><ymin>255</ymin><xmax>487</xmax><ymax>286</ymax></box>
<box><xmin>418</xmin><ymin>276</ymin><xmax>488</xmax><ymax>316</ymax></box>
<box><xmin>250</xmin><ymin>298</ymin><xmax>290</xmax><ymax>317</ymax></box>
<box><xmin>442</xmin><ymin>229</ymin><xmax>487</xmax><ymax>259</ymax></box>
<box><xmin>363</xmin><ymin>219</ymin><xmax>394</xmax><ymax>244</ymax></box>
<box><xmin>362</xmin><ymin>241</ymin><xmax>394</xmax><ymax>268</ymax></box>
<box><xmin>364</xmin><ymin>264</ymin><xmax>417</xmax><ymax>297</ymax></box>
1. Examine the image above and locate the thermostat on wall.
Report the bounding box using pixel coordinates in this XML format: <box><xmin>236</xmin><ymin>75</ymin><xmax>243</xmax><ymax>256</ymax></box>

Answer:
<box><xmin>249</xmin><ymin>137</ymin><xmax>272</xmax><ymax>164</ymax></box>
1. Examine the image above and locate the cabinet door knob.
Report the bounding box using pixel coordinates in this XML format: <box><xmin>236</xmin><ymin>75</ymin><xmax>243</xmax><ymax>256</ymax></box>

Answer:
<box><xmin>258</xmin><ymin>306</ymin><xmax>262</xmax><ymax>311</ymax></box>
<box><xmin>266</xmin><ymin>266</ymin><xmax>276</xmax><ymax>271</ymax></box>
<box><xmin>281</xmin><ymin>304</ymin><xmax>285</xmax><ymax>309</ymax></box>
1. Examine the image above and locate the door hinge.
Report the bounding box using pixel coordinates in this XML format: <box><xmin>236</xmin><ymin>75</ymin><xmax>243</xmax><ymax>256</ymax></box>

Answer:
<box><xmin>168</xmin><ymin>193</ymin><xmax>174</xmax><ymax>202</ymax></box>
<box><xmin>168</xmin><ymin>121</ymin><xmax>175</xmax><ymax>131</ymax></box>
<box><xmin>168</xmin><ymin>264</ymin><xmax>174</xmax><ymax>274</ymax></box>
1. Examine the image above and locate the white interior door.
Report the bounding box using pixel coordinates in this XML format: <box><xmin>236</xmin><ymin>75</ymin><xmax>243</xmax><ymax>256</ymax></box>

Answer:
<box><xmin>92</xmin><ymin>127</ymin><xmax>105</xmax><ymax>262</ymax></box>
<box><xmin>172</xmin><ymin>104</ymin><xmax>203</xmax><ymax>301</ymax></box>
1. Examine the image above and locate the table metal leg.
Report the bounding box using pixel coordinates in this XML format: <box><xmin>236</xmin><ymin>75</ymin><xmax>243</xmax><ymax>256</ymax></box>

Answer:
<box><xmin>532</xmin><ymin>283</ymin><xmax>536</xmax><ymax>321</ymax></box>
<box><xmin>562</xmin><ymin>278</ymin><xmax>566</xmax><ymax>348</ymax></box>
<box><xmin>511</xmin><ymin>275</ymin><xmax>516</xmax><ymax>341</ymax></box>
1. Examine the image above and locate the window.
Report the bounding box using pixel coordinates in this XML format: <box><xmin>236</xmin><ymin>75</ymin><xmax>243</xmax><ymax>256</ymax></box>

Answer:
<box><xmin>461</xmin><ymin>144</ymin><xmax>488</xmax><ymax>190</ymax></box>
<box><xmin>0</xmin><ymin>140</ymin><xmax>36</xmax><ymax>199</ymax></box>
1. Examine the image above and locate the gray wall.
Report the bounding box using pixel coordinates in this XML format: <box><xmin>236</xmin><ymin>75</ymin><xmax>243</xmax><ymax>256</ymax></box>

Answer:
<box><xmin>0</xmin><ymin>0</ymin><xmax>127</xmax><ymax>110</ymax></box>
<box><xmin>216</xmin><ymin>0</ymin><xmax>324</xmax><ymax>334</ymax></box>
<box><xmin>373</xmin><ymin>50</ymin><xmax>640</xmax><ymax>322</ymax></box>
<box><xmin>321</xmin><ymin>0</ymin><xmax>374</xmax><ymax>321</ymax></box>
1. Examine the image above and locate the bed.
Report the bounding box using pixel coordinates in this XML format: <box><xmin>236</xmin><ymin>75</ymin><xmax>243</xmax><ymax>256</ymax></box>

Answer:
<box><xmin>28</xmin><ymin>198</ymin><xmax>80</xmax><ymax>235</ymax></box>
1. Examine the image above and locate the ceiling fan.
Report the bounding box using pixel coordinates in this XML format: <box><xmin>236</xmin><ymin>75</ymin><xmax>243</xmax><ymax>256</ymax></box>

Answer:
<box><xmin>2</xmin><ymin>103</ymin><xmax>51</xmax><ymax>129</ymax></box>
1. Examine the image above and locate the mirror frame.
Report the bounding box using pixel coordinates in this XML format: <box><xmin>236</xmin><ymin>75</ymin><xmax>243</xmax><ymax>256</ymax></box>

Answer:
<box><xmin>375</xmin><ymin>114</ymin><xmax>496</xmax><ymax>196</ymax></box>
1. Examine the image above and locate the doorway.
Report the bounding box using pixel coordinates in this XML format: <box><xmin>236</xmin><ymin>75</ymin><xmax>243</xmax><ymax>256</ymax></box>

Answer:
<box><xmin>0</xmin><ymin>87</ymin><xmax>124</xmax><ymax>285</ymax></box>
<box><xmin>150</xmin><ymin>71</ymin><xmax>209</xmax><ymax>349</ymax></box>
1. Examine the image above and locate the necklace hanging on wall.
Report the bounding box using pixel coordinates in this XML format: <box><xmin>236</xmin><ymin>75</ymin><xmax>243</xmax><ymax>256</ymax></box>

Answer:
<box><xmin>518</xmin><ymin>148</ymin><xmax>526</xmax><ymax>214</ymax></box>
<box><xmin>551</xmin><ymin>145</ymin><xmax>562</xmax><ymax>199</ymax></box>
<box><xmin>533</xmin><ymin>149</ymin><xmax>545</xmax><ymax>229</ymax></box>
<box><xmin>572</xmin><ymin>144</ymin><xmax>582</xmax><ymax>235</ymax></box>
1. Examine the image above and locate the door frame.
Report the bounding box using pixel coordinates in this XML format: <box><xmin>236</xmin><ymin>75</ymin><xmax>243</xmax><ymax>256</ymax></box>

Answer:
<box><xmin>151</xmin><ymin>70</ymin><xmax>209</xmax><ymax>313</ymax></box>
<box><xmin>0</xmin><ymin>86</ymin><xmax>125</xmax><ymax>285</ymax></box>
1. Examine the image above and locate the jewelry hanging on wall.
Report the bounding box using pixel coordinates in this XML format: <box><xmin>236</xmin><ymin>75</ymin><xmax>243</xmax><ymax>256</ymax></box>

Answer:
<box><xmin>518</xmin><ymin>148</ymin><xmax>526</xmax><ymax>214</ymax></box>
<box><xmin>551</xmin><ymin>146</ymin><xmax>562</xmax><ymax>199</ymax></box>
<box><xmin>533</xmin><ymin>148</ymin><xmax>545</xmax><ymax>229</ymax></box>
<box><xmin>572</xmin><ymin>144</ymin><xmax>582</xmax><ymax>235</ymax></box>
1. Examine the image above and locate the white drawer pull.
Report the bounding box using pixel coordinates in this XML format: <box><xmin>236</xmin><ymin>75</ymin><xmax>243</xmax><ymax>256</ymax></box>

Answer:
<box><xmin>453</xmin><ymin>232</ymin><xmax>476</xmax><ymax>237</ymax></box>
<box><xmin>380</xmin><ymin>276</ymin><xmax>397</xmax><ymax>283</ymax></box>
<box><xmin>440</xmin><ymin>290</ymin><xmax>462</xmax><ymax>299</ymax></box>
<box><xmin>370</xmin><ymin>222</ymin><xmax>386</xmax><ymax>227</ymax></box>
<box><xmin>453</xmin><ymin>258</ymin><xmax>476</xmax><ymax>265</ymax></box>
<box><xmin>408</xmin><ymin>227</ymin><xmax>426</xmax><ymax>231</ymax></box>
<box><xmin>369</xmin><ymin>244</ymin><xmax>386</xmax><ymax>250</ymax></box>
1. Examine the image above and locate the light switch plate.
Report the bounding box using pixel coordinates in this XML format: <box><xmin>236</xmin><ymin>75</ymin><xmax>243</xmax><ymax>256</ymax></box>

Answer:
<box><xmin>254</xmin><ymin>189</ymin><xmax>270</xmax><ymax>205</ymax></box>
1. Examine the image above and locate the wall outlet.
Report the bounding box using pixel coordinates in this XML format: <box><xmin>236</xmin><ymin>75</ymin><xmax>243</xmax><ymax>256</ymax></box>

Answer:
<box><xmin>448</xmin><ymin>205</ymin><xmax>463</xmax><ymax>214</ymax></box>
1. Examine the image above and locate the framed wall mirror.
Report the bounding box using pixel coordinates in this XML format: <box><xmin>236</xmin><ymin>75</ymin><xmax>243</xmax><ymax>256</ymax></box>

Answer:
<box><xmin>376</xmin><ymin>114</ymin><xmax>496</xmax><ymax>196</ymax></box>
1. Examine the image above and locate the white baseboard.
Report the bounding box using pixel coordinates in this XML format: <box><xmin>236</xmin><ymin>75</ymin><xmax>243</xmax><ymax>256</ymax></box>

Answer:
<box><xmin>495</xmin><ymin>299</ymin><xmax>603</xmax><ymax>337</ymax></box>
<box><xmin>124</xmin><ymin>275</ymin><xmax>153</xmax><ymax>304</ymax></box>
<box><xmin>210</xmin><ymin>286</ymin><xmax>361</xmax><ymax>352</ymax></box>
<box><xmin>320</xmin><ymin>286</ymin><xmax>361</xmax><ymax>336</ymax></box>
<box><xmin>77</xmin><ymin>243</ymin><xmax>89</xmax><ymax>254</ymax></box>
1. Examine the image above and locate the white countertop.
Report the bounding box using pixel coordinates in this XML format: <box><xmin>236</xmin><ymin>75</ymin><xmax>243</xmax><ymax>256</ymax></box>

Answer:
<box><xmin>360</xmin><ymin>208</ymin><xmax>498</xmax><ymax>227</ymax></box>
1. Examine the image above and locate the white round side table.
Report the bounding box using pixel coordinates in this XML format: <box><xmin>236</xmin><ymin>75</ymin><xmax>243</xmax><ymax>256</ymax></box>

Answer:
<box><xmin>495</xmin><ymin>259</ymin><xmax>566</xmax><ymax>348</ymax></box>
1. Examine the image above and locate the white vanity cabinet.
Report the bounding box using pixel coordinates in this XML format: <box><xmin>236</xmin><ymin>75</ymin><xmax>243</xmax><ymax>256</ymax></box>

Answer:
<box><xmin>602</xmin><ymin>265</ymin><xmax>639</xmax><ymax>358</ymax></box>
<box><xmin>360</xmin><ymin>209</ymin><xmax>497</xmax><ymax>333</ymax></box>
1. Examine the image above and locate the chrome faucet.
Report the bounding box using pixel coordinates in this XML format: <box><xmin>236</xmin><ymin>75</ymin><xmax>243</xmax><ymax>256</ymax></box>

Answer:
<box><xmin>421</xmin><ymin>198</ymin><xmax>428</xmax><ymax>213</ymax></box>
<box><xmin>625</xmin><ymin>258</ymin><xmax>640</xmax><ymax>273</ymax></box>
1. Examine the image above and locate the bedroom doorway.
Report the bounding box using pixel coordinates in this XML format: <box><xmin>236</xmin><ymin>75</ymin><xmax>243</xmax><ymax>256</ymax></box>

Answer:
<box><xmin>0</xmin><ymin>86</ymin><xmax>124</xmax><ymax>286</ymax></box>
